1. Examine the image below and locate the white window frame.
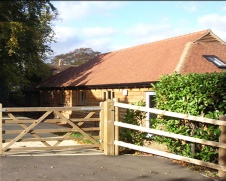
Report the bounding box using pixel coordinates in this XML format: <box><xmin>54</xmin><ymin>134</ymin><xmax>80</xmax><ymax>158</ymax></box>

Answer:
<box><xmin>145</xmin><ymin>91</ymin><xmax>156</xmax><ymax>128</ymax></box>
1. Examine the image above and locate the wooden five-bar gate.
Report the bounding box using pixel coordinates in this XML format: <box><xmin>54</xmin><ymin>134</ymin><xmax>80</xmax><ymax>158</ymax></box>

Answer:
<box><xmin>0</xmin><ymin>103</ymin><xmax>104</xmax><ymax>155</ymax></box>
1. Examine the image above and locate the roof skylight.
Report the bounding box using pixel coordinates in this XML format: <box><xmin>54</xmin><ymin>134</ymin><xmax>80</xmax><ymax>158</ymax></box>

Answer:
<box><xmin>203</xmin><ymin>55</ymin><xmax>226</xmax><ymax>69</ymax></box>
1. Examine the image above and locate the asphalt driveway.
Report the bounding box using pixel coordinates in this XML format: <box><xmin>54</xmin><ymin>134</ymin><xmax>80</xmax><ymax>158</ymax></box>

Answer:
<box><xmin>0</xmin><ymin>153</ymin><xmax>215</xmax><ymax>181</ymax></box>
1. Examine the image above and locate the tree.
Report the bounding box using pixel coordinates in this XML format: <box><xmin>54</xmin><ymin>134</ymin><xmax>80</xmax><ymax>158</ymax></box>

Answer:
<box><xmin>0</xmin><ymin>1</ymin><xmax>58</xmax><ymax>106</ymax></box>
<box><xmin>50</xmin><ymin>48</ymin><xmax>101</xmax><ymax>66</ymax></box>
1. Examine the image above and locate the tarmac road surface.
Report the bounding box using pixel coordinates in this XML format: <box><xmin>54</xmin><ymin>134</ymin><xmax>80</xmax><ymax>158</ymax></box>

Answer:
<box><xmin>0</xmin><ymin>153</ymin><xmax>215</xmax><ymax>181</ymax></box>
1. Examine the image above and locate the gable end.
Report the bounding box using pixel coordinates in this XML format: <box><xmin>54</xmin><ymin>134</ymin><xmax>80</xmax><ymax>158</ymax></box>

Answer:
<box><xmin>194</xmin><ymin>30</ymin><xmax>225</xmax><ymax>45</ymax></box>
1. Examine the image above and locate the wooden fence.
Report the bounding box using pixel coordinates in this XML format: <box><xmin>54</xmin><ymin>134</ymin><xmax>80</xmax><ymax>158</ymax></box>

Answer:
<box><xmin>103</xmin><ymin>99</ymin><xmax>226</xmax><ymax>178</ymax></box>
<box><xmin>1</xmin><ymin>100</ymin><xmax>226</xmax><ymax>177</ymax></box>
<box><xmin>0</xmin><ymin>103</ymin><xmax>103</xmax><ymax>155</ymax></box>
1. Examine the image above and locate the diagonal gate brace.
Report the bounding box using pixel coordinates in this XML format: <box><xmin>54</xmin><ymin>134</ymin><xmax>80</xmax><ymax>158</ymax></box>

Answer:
<box><xmin>54</xmin><ymin>111</ymin><xmax>99</xmax><ymax>147</ymax></box>
<box><xmin>3</xmin><ymin>111</ymin><xmax>52</xmax><ymax>151</ymax></box>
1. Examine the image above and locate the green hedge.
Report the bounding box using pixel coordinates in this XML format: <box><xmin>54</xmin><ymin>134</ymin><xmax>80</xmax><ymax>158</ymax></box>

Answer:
<box><xmin>120</xmin><ymin>100</ymin><xmax>147</xmax><ymax>146</ymax></box>
<box><xmin>151</xmin><ymin>72</ymin><xmax>226</xmax><ymax>163</ymax></box>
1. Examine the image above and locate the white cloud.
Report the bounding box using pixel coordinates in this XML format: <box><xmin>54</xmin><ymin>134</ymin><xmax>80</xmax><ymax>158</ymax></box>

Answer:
<box><xmin>57</xmin><ymin>38</ymin><xmax>113</xmax><ymax>54</ymax></box>
<box><xmin>85</xmin><ymin>1</ymin><xmax>128</xmax><ymax>11</ymax></box>
<box><xmin>126</xmin><ymin>24</ymin><xmax>171</xmax><ymax>38</ymax></box>
<box><xmin>52</xmin><ymin>1</ymin><xmax>127</xmax><ymax>24</ymax></box>
<box><xmin>50</xmin><ymin>1</ymin><xmax>226</xmax><ymax>57</ymax></box>
<box><xmin>198</xmin><ymin>14</ymin><xmax>226</xmax><ymax>32</ymax></box>
<box><xmin>211</xmin><ymin>30</ymin><xmax>226</xmax><ymax>42</ymax></box>
<box><xmin>125</xmin><ymin>23</ymin><xmax>172</xmax><ymax>44</ymax></box>
<box><xmin>51</xmin><ymin>35</ymin><xmax>82</xmax><ymax>55</ymax></box>
<box><xmin>82</xmin><ymin>27</ymin><xmax>118</xmax><ymax>37</ymax></box>
<box><xmin>83</xmin><ymin>38</ymin><xmax>113</xmax><ymax>52</ymax></box>
<box><xmin>51</xmin><ymin>26</ymin><xmax>115</xmax><ymax>55</ymax></box>
<box><xmin>50</xmin><ymin>1</ymin><xmax>127</xmax><ymax>55</ymax></box>
<box><xmin>53</xmin><ymin>26</ymin><xmax>78</xmax><ymax>42</ymax></box>
<box><xmin>53</xmin><ymin>2</ymin><xmax>90</xmax><ymax>23</ymax></box>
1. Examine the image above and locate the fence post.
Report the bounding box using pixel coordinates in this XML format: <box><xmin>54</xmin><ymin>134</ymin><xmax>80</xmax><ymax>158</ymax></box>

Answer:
<box><xmin>114</xmin><ymin>98</ymin><xmax>119</xmax><ymax>155</ymax></box>
<box><xmin>99</xmin><ymin>102</ymin><xmax>104</xmax><ymax>150</ymax></box>
<box><xmin>0</xmin><ymin>103</ymin><xmax>2</xmax><ymax>154</ymax></box>
<box><xmin>103</xmin><ymin>99</ymin><xmax>115</xmax><ymax>155</ymax></box>
<box><xmin>219</xmin><ymin>115</ymin><xmax>226</xmax><ymax>178</ymax></box>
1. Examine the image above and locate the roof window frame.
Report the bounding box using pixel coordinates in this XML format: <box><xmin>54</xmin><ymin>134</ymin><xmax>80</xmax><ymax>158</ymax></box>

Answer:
<box><xmin>202</xmin><ymin>55</ymin><xmax>226</xmax><ymax>69</ymax></box>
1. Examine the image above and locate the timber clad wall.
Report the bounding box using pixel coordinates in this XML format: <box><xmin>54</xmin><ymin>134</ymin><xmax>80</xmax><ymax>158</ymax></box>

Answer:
<box><xmin>86</xmin><ymin>87</ymin><xmax>152</xmax><ymax>120</ymax></box>
<box><xmin>39</xmin><ymin>90</ymin><xmax>72</xmax><ymax>118</ymax></box>
<box><xmin>39</xmin><ymin>87</ymin><xmax>152</xmax><ymax>120</ymax></box>
<box><xmin>85</xmin><ymin>87</ymin><xmax>152</xmax><ymax>106</ymax></box>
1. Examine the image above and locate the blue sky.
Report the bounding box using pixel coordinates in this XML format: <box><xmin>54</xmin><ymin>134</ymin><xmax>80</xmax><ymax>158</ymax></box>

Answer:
<box><xmin>50</xmin><ymin>1</ymin><xmax>226</xmax><ymax>56</ymax></box>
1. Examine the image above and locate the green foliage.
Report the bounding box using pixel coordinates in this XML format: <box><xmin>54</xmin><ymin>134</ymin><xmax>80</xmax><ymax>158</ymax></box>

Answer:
<box><xmin>0</xmin><ymin>1</ymin><xmax>58</xmax><ymax>106</ymax></box>
<box><xmin>151</xmin><ymin>72</ymin><xmax>226</xmax><ymax>163</ymax></box>
<box><xmin>70</xmin><ymin>132</ymin><xmax>99</xmax><ymax>144</ymax></box>
<box><xmin>50</xmin><ymin>48</ymin><xmax>101</xmax><ymax>66</ymax></box>
<box><xmin>120</xmin><ymin>100</ymin><xmax>147</xmax><ymax>146</ymax></box>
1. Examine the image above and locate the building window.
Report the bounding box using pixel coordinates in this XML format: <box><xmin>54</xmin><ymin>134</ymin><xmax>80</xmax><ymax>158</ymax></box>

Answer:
<box><xmin>77</xmin><ymin>91</ymin><xmax>86</xmax><ymax>105</ymax></box>
<box><xmin>108</xmin><ymin>91</ymin><xmax>111</xmax><ymax>99</ymax></box>
<box><xmin>103</xmin><ymin>92</ymin><xmax>106</xmax><ymax>101</ymax></box>
<box><xmin>112</xmin><ymin>92</ymin><xmax>115</xmax><ymax>99</ymax></box>
<box><xmin>203</xmin><ymin>55</ymin><xmax>226</xmax><ymax>69</ymax></box>
<box><xmin>103</xmin><ymin>91</ymin><xmax>115</xmax><ymax>101</ymax></box>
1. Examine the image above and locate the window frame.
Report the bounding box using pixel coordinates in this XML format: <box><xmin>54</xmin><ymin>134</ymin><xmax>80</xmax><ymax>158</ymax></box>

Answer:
<box><xmin>103</xmin><ymin>90</ymin><xmax>115</xmax><ymax>101</ymax></box>
<box><xmin>203</xmin><ymin>55</ymin><xmax>226</xmax><ymax>69</ymax></box>
<box><xmin>77</xmin><ymin>91</ymin><xmax>86</xmax><ymax>105</ymax></box>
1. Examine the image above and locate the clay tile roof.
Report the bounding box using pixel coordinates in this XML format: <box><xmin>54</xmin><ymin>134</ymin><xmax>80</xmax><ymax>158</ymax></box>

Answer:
<box><xmin>37</xmin><ymin>29</ymin><xmax>226</xmax><ymax>88</ymax></box>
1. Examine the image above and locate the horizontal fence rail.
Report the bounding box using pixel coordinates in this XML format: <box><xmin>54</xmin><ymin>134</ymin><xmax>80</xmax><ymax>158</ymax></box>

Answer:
<box><xmin>114</xmin><ymin>102</ymin><xmax>226</xmax><ymax>126</ymax></box>
<box><xmin>114</xmin><ymin>121</ymin><xmax>226</xmax><ymax>149</ymax></box>
<box><xmin>114</xmin><ymin>140</ymin><xmax>226</xmax><ymax>171</ymax></box>
<box><xmin>2</xmin><ymin>106</ymin><xmax>102</xmax><ymax>112</ymax></box>
<box><xmin>111</xmin><ymin>100</ymin><xmax>226</xmax><ymax>178</ymax></box>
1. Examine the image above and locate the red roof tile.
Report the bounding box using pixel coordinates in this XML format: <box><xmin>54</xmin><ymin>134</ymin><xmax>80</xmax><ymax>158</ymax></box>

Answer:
<box><xmin>37</xmin><ymin>29</ymin><xmax>226</xmax><ymax>88</ymax></box>
<box><xmin>181</xmin><ymin>43</ymin><xmax>226</xmax><ymax>74</ymax></box>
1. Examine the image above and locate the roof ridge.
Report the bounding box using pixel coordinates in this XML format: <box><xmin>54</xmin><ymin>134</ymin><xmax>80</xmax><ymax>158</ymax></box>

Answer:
<box><xmin>107</xmin><ymin>29</ymin><xmax>210</xmax><ymax>54</ymax></box>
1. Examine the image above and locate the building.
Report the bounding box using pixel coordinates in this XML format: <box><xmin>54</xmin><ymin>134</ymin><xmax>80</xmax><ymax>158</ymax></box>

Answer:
<box><xmin>31</xmin><ymin>29</ymin><xmax>226</xmax><ymax>118</ymax></box>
